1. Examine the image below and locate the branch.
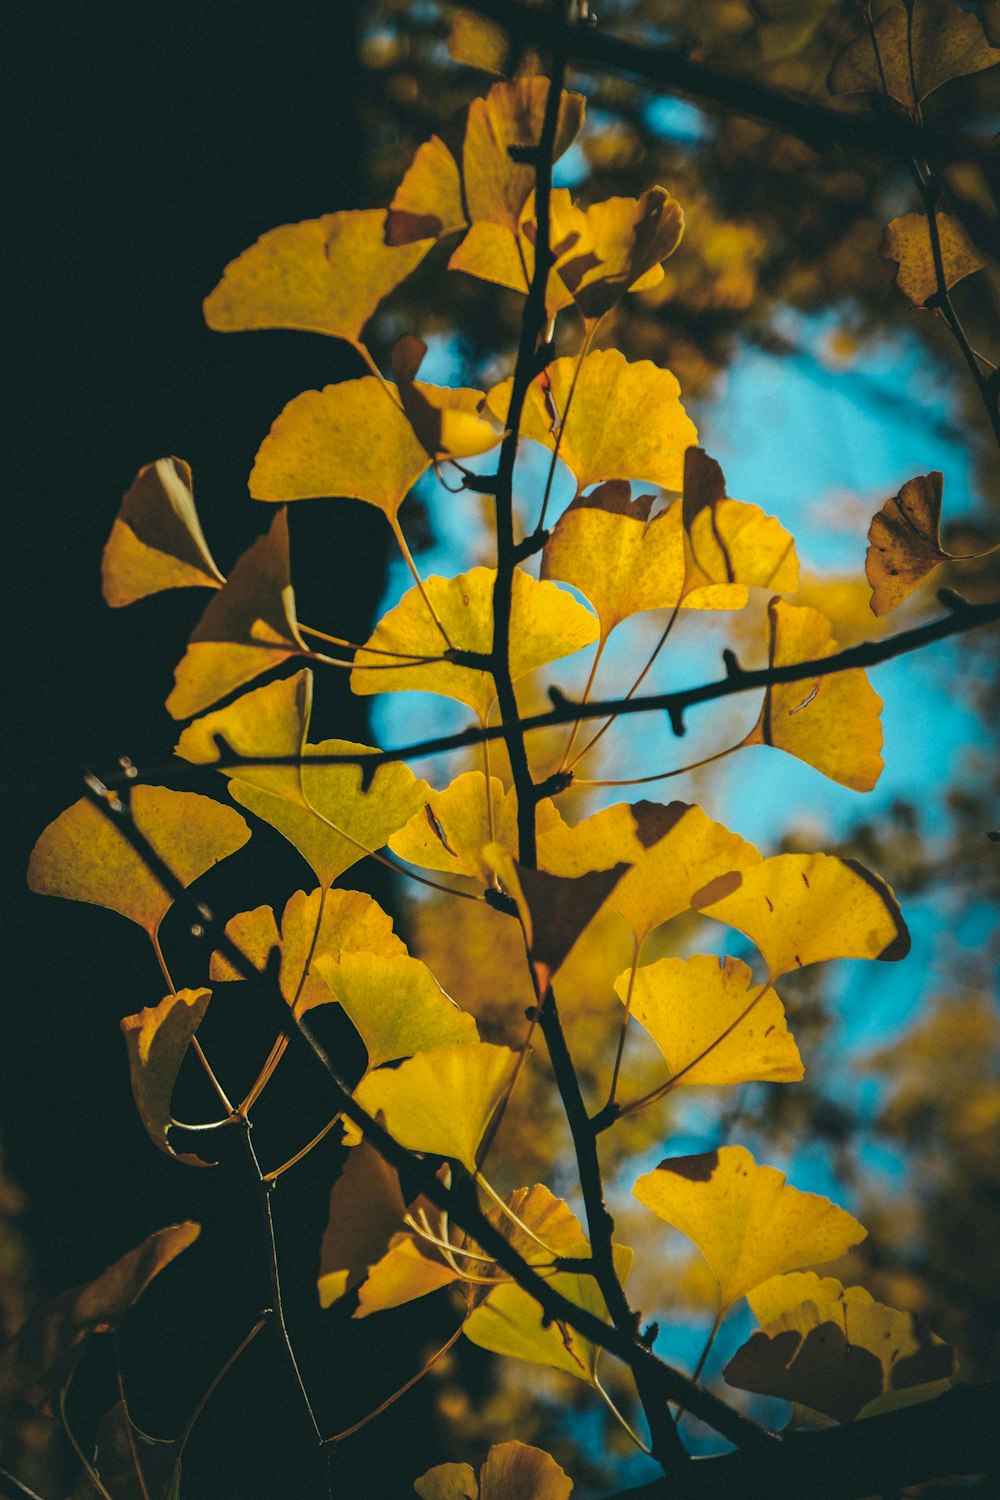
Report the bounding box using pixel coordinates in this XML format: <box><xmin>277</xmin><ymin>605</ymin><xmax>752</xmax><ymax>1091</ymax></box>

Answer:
<box><xmin>458</xmin><ymin>0</ymin><xmax>990</xmax><ymax>169</ymax></box>
<box><xmin>605</xmin><ymin>1379</ymin><xmax>1000</xmax><ymax>1500</ymax></box>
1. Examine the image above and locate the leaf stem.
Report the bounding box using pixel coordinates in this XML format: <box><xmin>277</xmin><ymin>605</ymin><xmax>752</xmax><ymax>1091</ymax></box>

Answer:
<box><xmin>177</xmin><ymin>1315</ymin><xmax>267</xmax><ymax>1453</ymax></box>
<box><xmin>324</xmin><ymin>1322</ymin><xmax>465</xmax><ymax>1445</ymax></box>
<box><xmin>606</xmin><ymin>933</ymin><xmax>642</xmax><ymax>1111</ymax></box>
<box><xmin>151</xmin><ymin>933</ymin><xmax>233</xmax><ymax>1114</ymax></box>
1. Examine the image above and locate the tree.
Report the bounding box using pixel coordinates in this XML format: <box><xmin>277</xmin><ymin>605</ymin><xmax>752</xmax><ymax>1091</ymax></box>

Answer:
<box><xmin>4</xmin><ymin>3</ymin><xmax>1000</xmax><ymax>1497</ymax></box>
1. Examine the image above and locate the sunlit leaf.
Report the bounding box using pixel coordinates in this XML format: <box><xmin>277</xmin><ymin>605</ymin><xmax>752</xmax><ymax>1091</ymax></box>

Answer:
<box><xmin>314</xmin><ymin>951</ymin><xmax>478</xmax><ymax>1067</ymax></box>
<box><xmin>204</xmin><ymin>210</ymin><xmax>431</xmax><ymax>345</ymax></box>
<box><xmin>69</xmin><ymin>1402</ymin><xmax>181</xmax><ymax>1500</ymax></box>
<box><xmin>351</xmin><ymin>568</ymin><xmax>599</xmax><ymax>720</ymax></box>
<box><xmin>681</xmin><ymin>448</ymin><xmax>799</xmax><ymax>609</ymax></box>
<box><xmin>249</xmin><ymin>378</ymin><xmax>431</xmax><ymax>520</ymax></box>
<box><xmin>166</xmin><ymin>510</ymin><xmax>306</xmax><ymax>720</ymax></box>
<box><xmin>539</xmin><ymin>800</ymin><xmax>761</xmax><ymax>947</ymax></box>
<box><xmin>28</xmin><ymin>787</ymin><xmax>250</xmax><ymax>942</ymax></box>
<box><xmin>634</xmin><ymin>1147</ymin><xmax>866</xmax><ymax>1313</ymax></box>
<box><xmin>210</xmin><ymin>886</ymin><xmax>405</xmax><ymax>1009</ymax></box>
<box><xmin>318</xmin><ymin>1143</ymin><xmax>407</xmax><ymax>1308</ymax></box>
<box><xmin>448</xmin><ymin>218</ymin><xmax>576</xmax><ymax>317</ymax></box>
<box><xmin>1</xmin><ymin>1223</ymin><xmax>200</xmax><ymax>1406</ymax></box>
<box><xmin>390</xmin><ymin>335</ymin><xmax>504</xmax><ymax>461</ymax></box>
<box><xmin>356</xmin><ymin>1232</ymin><xmax>466</xmax><ymax>1318</ymax></box>
<box><xmin>389</xmin><ymin>772</ymin><xmax>562</xmax><ymax>883</ymax></box>
<box><xmin>540</xmin><ymin>483</ymin><xmax>685</xmax><ymax>638</ymax></box>
<box><xmin>489</xmin><ymin>350</ymin><xmax>698</xmax><ymax>494</ymax></box>
<box><xmin>448</xmin><ymin>11</ymin><xmax>516</xmax><ymax>76</ymax></box>
<box><xmin>881</xmin><ymin>212</ymin><xmax>983</xmax><ymax>307</ymax></box>
<box><xmin>351</xmin><ymin>1043</ymin><xmax>520</xmax><ymax>1170</ymax></box>
<box><xmin>485</xmin><ymin>845</ymin><xmax>630</xmax><ymax>992</ymax></box>
<box><xmin>463</xmin><ymin>78</ymin><xmax>585</xmax><ymax>232</ymax></box>
<box><xmin>175</xmin><ymin>668</ymin><xmax>312</xmax><ymax>802</ymax></box>
<box><xmin>618</xmin><ymin>954</ymin><xmax>803</xmax><ymax>1087</ymax></box>
<box><xmin>829</xmin><ymin>0</ymin><xmax>1000</xmax><ymax>108</ymax></box>
<box><xmin>693</xmin><ymin>851</ymin><xmax>910</xmax><ymax>978</ymax></box>
<box><xmin>726</xmin><ymin>1272</ymin><xmax>955</xmax><ymax>1422</ymax></box>
<box><xmin>416</xmin><ymin>1441</ymin><xmax>573</xmax><ymax>1500</ymax></box>
<box><xmin>551</xmin><ymin>188</ymin><xmax>684</xmax><ymax>321</ymax></box>
<box><xmin>741</xmin><ymin>598</ymin><xmax>884</xmax><ymax>791</ymax></box>
<box><xmin>101</xmin><ymin>457</ymin><xmax>224</xmax><ymax>608</ymax></box>
<box><xmin>121</xmin><ymin>989</ymin><xmax>213</xmax><ymax>1165</ymax></box>
<box><xmin>386</xmin><ymin>134</ymin><xmax>467</xmax><ymax>246</ymax></box>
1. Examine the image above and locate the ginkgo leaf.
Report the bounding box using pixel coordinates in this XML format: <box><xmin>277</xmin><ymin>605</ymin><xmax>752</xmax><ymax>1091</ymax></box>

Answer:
<box><xmin>416</xmin><ymin>1442</ymin><xmax>573</xmax><ymax>1500</ymax></box>
<box><xmin>351</xmin><ymin>568</ymin><xmax>599</xmax><ymax>720</ymax></box>
<box><xmin>551</xmin><ymin>188</ymin><xmax>684</xmax><ymax>321</ymax></box>
<box><xmin>540</xmin><ymin>484</ymin><xmax>685</xmax><ymax>638</ymax></box>
<box><xmin>204</xmin><ymin>210</ymin><xmax>431</xmax><ymax>345</ymax></box>
<box><xmin>485</xmin><ymin>845</ymin><xmax>630</xmax><ymax>993</ymax></box>
<box><xmin>681</xmin><ymin>448</ymin><xmax>799</xmax><ymax>609</ymax></box>
<box><xmin>68</xmin><ymin>1402</ymin><xmax>181</xmax><ymax>1500</ymax></box>
<box><xmin>230</xmin><ymin>745</ymin><xmax>429</xmax><ymax>890</ymax></box>
<box><xmin>351</xmin><ymin>1043</ymin><xmax>520</xmax><ymax>1170</ymax></box>
<box><xmin>356</xmin><ymin>1231</ymin><xmax>465</xmax><ymax>1318</ymax></box>
<box><xmin>389</xmin><ymin>773</ymin><xmax>562</xmax><ymax>883</ymax></box>
<box><xmin>175</xmin><ymin>668</ymin><xmax>312</xmax><ymax>802</ymax></box>
<box><xmin>740</xmin><ymin>598</ymin><xmax>884</xmax><ymax>791</ymax></box>
<box><xmin>166</xmin><ymin>510</ymin><xmax>306</xmax><ymax>720</ymax></box>
<box><xmin>121</xmin><ymin>990</ymin><xmax>213</xmax><ymax>1165</ymax></box>
<box><xmin>618</xmin><ymin>954</ymin><xmax>803</xmax><ymax>1087</ymax></box>
<box><xmin>314</xmin><ymin>951</ymin><xmax>478</xmax><ymax>1067</ymax></box>
<box><xmin>867</xmin><ymin>471</ymin><xmax>949</xmax><ymax>615</ymax></box>
<box><xmin>390</xmin><ymin>336</ymin><xmax>504</xmax><ymax>461</ymax></box>
<box><xmin>448</xmin><ymin>10</ymin><xmax>516</xmax><ymax>76</ymax></box>
<box><xmin>1</xmin><ymin>1223</ymin><xmax>200</xmax><ymax>1406</ymax></box>
<box><xmin>881</xmin><ymin>213</ymin><xmax>983</xmax><ymax>308</ymax></box>
<box><xmin>463</xmin><ymin>78</ymin><xmax>585</xmax><ymax>232</ymax></box>
<box><xmin>386</xmin><ymin>133</ymin><xmax>468</xmax><ymax>246</ymax></box>
<box><xmin>210</xmin><ymin>886</ymin><xmax>405</xmax><ymax>1010</ymax></box>
<box><xmin>318</xmin><ymin>1143</ymin><xmax>407</xmax><ymax>1308</ymax></box>
<box><xmin>829</xmin><ymin>0</ymin><xmax>1000</xmax><ymax>108</ymax></box>
<box><xmin>464</xmin><ymin>1240</ymin><xmax>633</xmax><ymax>1383</ymax></box>
<box><xmin>101</xmin><ymin>457</ymin><xmax>224</xmax><ymax>607</ymax></box>
<box><xmin>28</xmin><ymin>787</ymin><xmax>250</xmax><ymax>942</ymax></box>
<box><xmin>489</xmin><ymin>350</ymin><xmax>698</xmax><ymax>494</ymax></box>
<box><xmin>726</xmin><ymin>1272</ymin><xmax>955</xmax><ymax>1422</ymax></box>
<box><xmin>538</xmin><ymin>800</ymin><xmax>761</xmax><ymax>947</ymax></box>
<box><xmin>633</xmin><ymin>1146</ymin><xmax>866</xmax><ymax>1313</ymax></box>
<box><xmin>693</xmin><ymin>851</ymin><xmax>910</xmax><ymax>978</ymax></box>
<box><xmin>448</xmin><ymin>219</ymin><xmax>576</xmax><ymax>317</ymax></box>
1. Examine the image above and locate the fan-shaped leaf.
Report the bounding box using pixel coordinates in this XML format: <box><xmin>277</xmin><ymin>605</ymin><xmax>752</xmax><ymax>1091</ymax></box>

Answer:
<box><xmin>416</xmin><ymin>1441</ymin><xmax>573</xmax><ymax>1500</ymax></box>
<box><xmin>681</xmin><ymin>448</ymin><xmax>799</xmax><ymax>608</ymax></box>
<box><xmin>552</xmin><ymin>188</ymin><xmax>683</xmax><ymax>321</ymax></box>
<box><xmin>318</xmin><ymin>1144</ymin><xmax>407</xmax><ymax>1308</ymax></box>
<box><xmin>867</xmin><ymin>471</ymin><xmax>949</xmax><ymax>616</ymax></box>
<box><xmin>121</xmin><ymin>989</ymin><xmax>213</xmax><ymax>1165</ymax></box>
<box><xmin>829</xmin><ymin>0</ymin><xmax>1000</xmax><ymax>108</ymax></box>
<box><xmin>389</xmin><ymin>773</ymin><xmax>563</xmax><ymax>883</ymax></box>
<box><xmin>391</xmin><ymin>336</ymin><xmax>504</xmax><ymax>461</ymax></box>
<box><xmin>387</xmin><ymin>134</ymin><xmax>467</xmax><ymax>246</ymax></box>
<box><xmin>463</xmin><ymin>78</ymin><xmax>585</xmax><ymax>232</ymax></box>
<box><xmin>314</xmin><ymin>951</ymin><xmax>478</xmax><ymax>1067</ymax></box>
<box><xmin>101</xmin><ymin>457</ymin><xmax>224</xmax><ymax>607</ymax></box>
<box><xmin>881</xmin><ymin>212</ymin><xmax>982</xmax><ymax>307</ymax></box>
<box><xmin>175</xmin><ymin>668</ymin><xmax>312</xmax><ymax>802</ymax></box>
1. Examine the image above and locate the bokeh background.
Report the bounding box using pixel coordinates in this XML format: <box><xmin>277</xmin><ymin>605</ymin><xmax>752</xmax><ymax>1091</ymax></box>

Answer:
<box><xmin>3</xmin><ymin>2</ymin><xmax>998</xmax><ymax>1496</ymax></box>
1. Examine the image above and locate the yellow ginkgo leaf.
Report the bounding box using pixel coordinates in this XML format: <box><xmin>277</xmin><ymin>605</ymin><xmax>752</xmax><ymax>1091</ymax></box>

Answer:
<box><xmin>693</xmin><ymin>851</ymin><xmax>910</xmax><ymax>978</ymax></box>
<box><xmin>204</xmin><ymin>210</ymin><xmax>431</xmax><ymax>344</ymax></box>
<box><xmin>351</xmin><ymin>568</ymin><xmax>599</xmax><ymax>720</ymax></box>
<box><xmin>726</xmin><ymin>1272</ymin><xmax>955</xmax><ymax>1422</ymax></box>
<box><xmin>317</xmin><ymin>1143</ymin><xmax>407</xmax><ymax>1308</ymax></box>
<box><xmin>386</xmin><ymin>133</ymin><xmax>468</xmax><ymax>246</ymax></box>
<box><xmin>488</xmin><ymin>350</ymin><xmax>698</xmax><ymax>494</ymax></box>
<box><xmin>28</xmin><ymin>787</ymin><xmax>250</xmax><ymax>942</ymax></box>
<box><xmin>120</xmin><ymin>990</ymin><xmax>213</xmax><ymax>1165</ymax></box>
<box><xmin>618</xmin><ymin>954</ymin><xmax>803</xmax><ymax>1087</ymax></box>
<box><xmin>681</xmin><ymin>448</ymin><xmax>799</xmax><ymax>609</ymax></box>
<box><xmin>1</xmin><ymin>1224</ymin><xmax>200</xmax><ymax>1407</ymax></box>
<box><xmin>538</xmin><ymin>800</ymin><xmax>761</xmax><ymax>948</ymax></box>
<box><xmin>351</xmin><ymin>1043</ymin><xmax>520</xmax><ymax>1171</ymax></box>
<box><xmin>552</xmin><ymin>188</ymin><xmax>684</xmax><ymax>321</ymax></box>
<box><xmin>356</xmin><ymin>1231</ymin><xmax>465</xmax><ymax>1319</ymax></box>
<box><xmin>485</xmin><ymin>845</ymin><xmax>630</xmax><ymax>994</ymax></box>
<box><xmin>390</xmin><ymin>336</ymin><xmax>504</xmax><ymax>461</ymax></box>
<box><xmin>448</xmin><ymin>219</ymin><xmax>576</xmax><ymax>317</ymax></box>
<box><xmin>101</xmin><ymin>457</ymin><xmax>224</xmax><ymax>607</ymax></box>
<box><xmin>175</xmin><ymin>668</ymin><xmax>312</xmax><ymax>803</ymax></box>
<box><xmin>448</xmin><ymin>10</ymin><xmax>515</xmax><ymax>76</ymax></box>
<box><xmin>829</xmin><ymin>0</ymin><xmax>1000</xmax><ymax>108</ymax></box>
<box><xmin>866</xmin><ymin>471</ymin><xmax>953</xmax><ymax>617</ymax></box>
<box><xmin>633</xmin><ymin>1146</ymin><xmax>866</xmax><ymax>1313</ymax></box>
<box><xmin>389</xmin><ymin>773</ymin><xmax>562</xmax><ymax>883</ymax></box>
<box><xmin>209</xmin><ymin>886</ymin><xmax>405</xmax><ymax>1009</ymax></box>
<box><xmin>314</xmin><ymin>951</ymin><xmax>478</xmax><ymax>1068</ymax></box>
<box><xmin>166</xmin><ymin>510</ymin><xmax>306</xmax><ymax>720</ymax></box>
<box><xmin>881</xmin><ymin>212</ymin><xmax>983</xmax><ymax>307</ymax></box>
<box><xmin>465</xmin><ymin>1239</ymin><xmax>633</xmax><ymax>1383</ymax></box>
<box><xmin>463</xmin><ymin>78</ymin><xmax>585</xmax><ymax>232</ymax></box>
<box><xmin>249</xmin><ymin>378</ymin><xmax>431</xmax><ymax>520</ymax></box>
<box><xmin>230</xmin><ymin>744</ymin><xmax>429</xmax><ymax>891</ymax></box>
<box><xmin>540</xmin><ymin>484</ymin><xmax>686</xmax><ymax>638</ymax></box>
<box><xmin>741</xmin><ymin>598</ymin><xmax>884</xmax><ymax>791</ymax></box>
<box><xmin>416</xmin><ymin>1442</ymin><xmax>573</xmax><ymax>1500</ymax></box>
